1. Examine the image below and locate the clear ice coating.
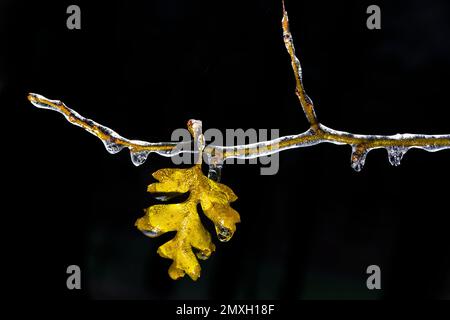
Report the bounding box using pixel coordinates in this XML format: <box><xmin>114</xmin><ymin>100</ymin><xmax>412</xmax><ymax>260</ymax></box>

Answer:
<box><xmin>207</xmin><ymin>165</ymin><xmax>222</xmax><ymax>182</ymax></box>
<box><xmin>153</xmin><ymin>192</ymin><xmax>184</xmax><ymax>201</ymax></box>
<box><xmin>216</xmin><ymin>225</ymin><xmax>233</xmax><ymax>242</ymax></box>
<box><xmin>196</xmin><ymin>249</ymin><xmax>211</xmax><ymax>260</ymax></box>
<box><xmin>141</xmin><ymin>227</ymin><xmax>161</xmax><ymax>238</ymax></box>
<box><xmin>28</xmin><ymin>93</ymin><xmax>449</xmax><ymax>174</ymax></box>
<box><xmin>130</xmin><ymin>150</ymin><xmax>150</xmax><ymax>166</ymax></box>
<box><xmin>318</xmin><ymin>126</ymin><xmax>450</xmax><ymax>171</ymax></box>
<box><xmin>102</xmin><ymin>139</ymin><xmax>125</xmax><ymax>154</ymax></box>
<box><xmin>351</xmin><ymin>145</ymin><xmax>369</xmax><ymax>172</ymax></box>
<box><xmin>27</xmin><ymin>93</ymin><xmax>186</xmax><ymax>167</ymax></box>
<box><xmin>387</xmin><ymin>146</ymin><xmax>409</xmax><ymax>166</ymax></box>
<box><xmin>213</xmin><ymin>128</ymin><xmax>321</xmax><ymax>161</ymax></box>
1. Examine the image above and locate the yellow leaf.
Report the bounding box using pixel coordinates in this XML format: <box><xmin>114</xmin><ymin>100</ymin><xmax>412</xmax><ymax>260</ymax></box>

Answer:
<box><xmin>135</xmin><ymin>165</ymin><xmax>240</xmax><ymax>281</ymax></box>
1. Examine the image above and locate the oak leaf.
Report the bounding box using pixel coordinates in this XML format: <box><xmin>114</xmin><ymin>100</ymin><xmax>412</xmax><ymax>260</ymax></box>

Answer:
<box><xmin>135</xmin><ymin>165</ymin><xmax>240</xmax><ymax>280</ymax></box>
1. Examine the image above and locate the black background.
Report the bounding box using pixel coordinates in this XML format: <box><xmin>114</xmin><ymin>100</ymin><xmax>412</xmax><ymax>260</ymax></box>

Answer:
<box><xmin>2</xmin><ymin>0</ymin><xmax>449</xmax><ymax>299</ymax></box>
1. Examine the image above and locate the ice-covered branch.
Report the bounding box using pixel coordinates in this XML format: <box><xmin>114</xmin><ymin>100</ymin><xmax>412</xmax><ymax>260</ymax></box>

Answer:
<box><xmin>214</xmin><ymin>2</ymin><xmax>450</xmax><ymax>170</ymax></box>
<box><xmin>27</xmin><ymin>1</ymin><xmax>449</xmax><ymax>174</ymax></box>
<box><xmin>281</xmin><ymin>0</ymin><xmax>318</xmax><ymax>128</ymax></box>
<box><xmin>27</xmin><ymin>93</ymin><xmax>190</xmax><ymax>166</ymax></box>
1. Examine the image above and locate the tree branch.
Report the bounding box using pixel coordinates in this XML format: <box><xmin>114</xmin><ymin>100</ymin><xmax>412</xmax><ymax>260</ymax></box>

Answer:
<box><xmin>281</xmin><ymin>0</ymin><xmax>318</xmax><ymax>128</ymax></box>
<box><xmin>210</xmin><ymin>1</ymin><xmax>450</xmax><ymax>170</ymax></box>
<box><xmin>27</xmin><ymin>2</ymin><xmax>450</xmax><ymax>173</ymax></box>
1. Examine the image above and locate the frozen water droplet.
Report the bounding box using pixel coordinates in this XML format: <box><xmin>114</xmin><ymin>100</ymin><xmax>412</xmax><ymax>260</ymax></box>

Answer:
<box><xmin>208</xmin><ymin>164</ymin><xmax>222</xmax><ymax>182</ymax></box>
<box><xmin>350</xmin><ymin>145</ymin><xmax>368</xmax><ymax>172</ymax></box>
<box><xmin>216</xmin><ymin>225</ymin><xmax>233</xmax><ymax>242</ymax></box>
<box><xmin>153</xmin><ymin>192</ymin><xmax>183</xmax><ymax>201</ymax></box>
<box><xmin>196</xmin><ymin>249</ymin><xmax>211</xmax><ymax>260</ymax></box>
<box><xmin>130</xmin><ymin>150</ymin><xmax>150</xmax><ymax>166</ymax></box>
<box><xmin>103</xmin><ymin>139</ymin><xmax>125</xmax><ymax>154</ymax></box>
<box><xmin>141</xmin><ymin>227</ymin><xmax>161</xmax><ymax>238</ymax></box>
<box><xmin>387</xmin><ymin>146</ymin><xmax>408</xmax><ymax>166</ymax></box>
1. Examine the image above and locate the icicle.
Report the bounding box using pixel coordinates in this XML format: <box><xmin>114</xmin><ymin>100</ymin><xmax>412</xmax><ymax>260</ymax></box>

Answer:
<box><xmin>102</xmin><ymin>139</ymin><xmax>125</xmax><ymax>154</ymax></box>
<box><xmin>205</xmin><ymin>148</ymin><xmax>224</xmax><ymax>182</ymax></box>
<box><xmin>208</xmin><ymin>163</ymin><xmax>223</xmax><ymax>182</ymax></box>
<box><xmin>387</xmin><ymin>146</ymin><xmax>409</xmax><ymax>166</ymax></box>
<box><xmin>130</xmin><ymin>149</ymin><xmax>150</xmax><ymax>166</ymax></box>
<box><xmin>350</xmin><ymin>145</ymin><xmax>369</xmax><ymax>172</ymax></box>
